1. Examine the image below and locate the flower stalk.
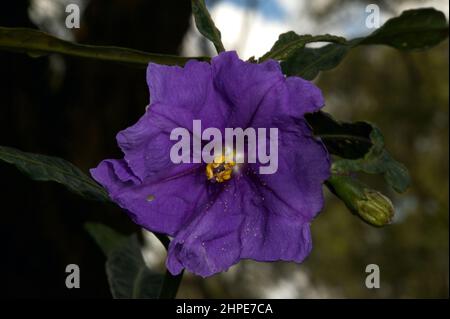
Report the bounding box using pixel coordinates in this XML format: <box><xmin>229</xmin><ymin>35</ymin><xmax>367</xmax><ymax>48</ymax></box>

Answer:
<box><xmin>158</xmin><ymin>270</ymin><xmax>184</xmax><ymax>299</ymax></box>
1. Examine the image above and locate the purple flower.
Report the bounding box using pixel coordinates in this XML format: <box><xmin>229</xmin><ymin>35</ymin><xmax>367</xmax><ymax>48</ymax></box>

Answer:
<box><xmin>91</xmin><ymin>51</ymin><xmax>330</xmax><ymax>277</ymax></box>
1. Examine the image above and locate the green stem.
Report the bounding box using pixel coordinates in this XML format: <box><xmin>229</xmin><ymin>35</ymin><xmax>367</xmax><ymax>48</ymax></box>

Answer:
<box><xmin>158</xmin><ymin>270</ymin><xmax>184</xmax><ymax>299</ymax></box>
<box><xmin>0</xmin><ymin>27</ymin><xmax>210</xmax><ymax>67</ymax></box>
<box><xmin>154</xmin><ymin>233</ymin><xmax>170</xmax><ymax>250</ymax></box>
<box><xmin>152</xmin><ymin>233</ymin><xmax>183</xmax><ymax>299</ymax></box>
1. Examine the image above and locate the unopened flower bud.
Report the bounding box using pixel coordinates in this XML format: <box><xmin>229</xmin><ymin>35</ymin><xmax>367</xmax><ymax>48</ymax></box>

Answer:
<box><xmin>356</xmin><ymin>189</ymin><xmax>394</xmax><ymax>226</ymax></box>
<box><xmin>327</xmin><ymin>175</ymin><xmax>395</xmax><ymax>227</ymax></box>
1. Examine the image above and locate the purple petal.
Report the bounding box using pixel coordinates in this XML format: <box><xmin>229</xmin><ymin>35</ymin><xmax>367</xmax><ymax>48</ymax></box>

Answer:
<box><xmin>240</xmin><ymin>211</ymin><xmax>313</xmax><ymax>263</ymax></box>
<box><xmin>116</xmin><ymin>106</ymin><xmax>181</xmax><ymax>181</ymax></box>
<box><xmin>285</xmin><ymin>76</ymin><xmax>325</xmax><ymax>114</ymax></box>
<box><xmin>238</xmin><ymin>118</ymin><xmax>330</xmax><ymax>261</ymax></box>
<box><xmin>250</xmin><ymin>77</ymin><xmax>325</xmax><ymax>128</ymax></box>
<box><xmin>90</xmin><ymin>159</ymin><xmax>139</xmax><ymax>194</ymax></box>
<box><xmin>147</xmin><ymin>60</ymin><xmax>230</xmax><ymax>129</ymax></box>
<box><xmin>252</xmin><ymin>117</ymin><xmax>330</xmax><ymax>220</ymax></box>
<box><xmin>91</xmin><ymin>159</ymin><xmax>206</xmax><ymax>236</ymax></box>
<box><xmin>211</xmin><ymin>51</ymin><xmax>324</xmax><ymax>128</ymax></box>
<box><xmin>119</xmin><ymin>59</ymin><xmax>236</xmax><ymax>181</ymax></box>
<box><xmin>166</xmin><ymin>177</ymin><xmax>256</xmax><ymax>277</ymax></box>
<box><xmin>211</xmin><ymin>51</ymin><xmax>284</xmax><ymax>127</ymax></box>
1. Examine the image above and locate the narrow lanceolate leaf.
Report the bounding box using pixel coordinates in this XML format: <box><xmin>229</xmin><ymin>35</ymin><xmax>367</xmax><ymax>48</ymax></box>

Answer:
<box><xmin>332</xmin><ymin>128</ymin><xmax>411</xmax><ymax>193</ymax></box>
<box><xmin>85</xmin><ymin>223</ymin><xmax>127</xmax><ymax>257</ymax></box>
<box><xmin>0</xmin><ymin>145</ymin><xmax>109</xmax><ymax>201</ymax></box>
<box><xmin>280</xmin><ymin>8</ymin><xmax>449</xmax><ymax>80</ymax></box>
<box><xmin>106</xmin><ymin>234</ymin><xmax>163</xmax><ymax>299</ymax></box>
<box><xmin>360</xmin><ymin>8</ymin><xmax>449</xmax><ymax>50</ymax></box>
<box><xmin>0</xmin><ymin>27</ymin><xmax>209</xmax><ymax>67</ymax></box>
<box><xmin>191</xmin><ymin>0</ymin><xmax>225</xmax><ymax>53</ymax></box>
<box><xmin>306</xmin><ymin>112</ymin><xmax>373</xmax><ymax>159</ymax></box>
<box><xmin>259</xmin><ymin>32</ymin><xmax>346</xmax><ymax>62</ymax></box>
<box><xmin>281</xmin><ymin>41</ymin><xmax>353</xmax><ymax>80</ymax></box>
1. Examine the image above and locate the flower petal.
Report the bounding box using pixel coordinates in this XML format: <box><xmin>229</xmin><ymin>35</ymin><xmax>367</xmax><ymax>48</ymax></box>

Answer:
<box><xmin>90</xmin><ymin>159</ymin><xmax>140</xmax><ymax>194</ymax></box>
<box><xmin>116</xmin><ymin>106</ymin><xmax>183</xmax><ymax>181</ymax></box>
<box><xmin>250</xmin><ymin>77</ymin><xmax>325</xmax><ymax>128</ymax></box>
<box><xmin>147</xmin><ymin>59</ymin><xmax>230</xmax><ymax>129</ymax></box>
<box><xmin>166</xmin><ymin>177</ymin><xmax>257</xmax><ymax>277</ymax></box>
<box><xmin>251</xmin><ymin>117</ymin><xmax>330</xmax><ymax>220</ymax></box>
<box><xmin>91</xmin><ymin>159</ymin><xmax>206</xmax><ymax>236</ymax></box>
<box><xmin>238</xmin><ymin>118</ymin><xmax>330</xmax><ymax>262</ymax></box>
<box><xmin>240</xmin><ymin>210</ymin><xmax>313</xmax><ymax>263</ymax></box>
<box><xmin>119</xmin><ymin>59</ymin><xmax>236</xmax><ymax>181</ymax></box>
<box><xmin>211</xmin><ymin>51</ymin><xmax>284</xmax><ymax>128</ymax></box>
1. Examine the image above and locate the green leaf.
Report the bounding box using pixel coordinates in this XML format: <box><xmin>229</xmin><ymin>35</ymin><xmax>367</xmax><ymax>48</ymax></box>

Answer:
<box><xmin>305</xmin><ymin>113</ymin><xmax>410</xmax><ymax>193</ymax></box>
<box><xmin>86</xmin><ymin>223</ymin><xmax>179</xmax><ymax>299</ymax></box>
<box><xmin>85</xmin><ymin>223</ymin><xmax>126</xmax><ymax>256</ymax></box>
<box><xmin>282</xmin><ymin>41</ymin><xmax>353</xmax><ymax>80</ymax></box>
<box><xmin>191</xmin><ymin>0</ymin><xmax>225</xmax><ymax>53</ymax></box>
<box><xmin>360</xmin><ymin>8</ymin><xmax>449</xmax><ymax>50</ymax></box>
<box><xmin>332</xmin><ymin>128</ymin><xmax>411</xmax><ymax>193</ymax></box>
<box><xmin>0</xmin><ymin>145</ymin><xmax>109</xmax><ymax>201</ymax></box>
<box><xmin>106</xmin><ymin>234</ymin><xmax>164</xmax><ymax>299</ymax></box>
<box><xmin>306</xmin><ymin>112</ymin><xmax>373</xmax><ymax>159</ymax></box>
<box><xmin>0</xmin><ymin>27</ymin><xmax>209</xmax><ymax>67</ymax></box>
<box><xmin>259</xmin><ymin>32</ymin><xmax>346</xmax><ymax>62</ymax></box>
<box><xmin>280</xmin><ymin>8</ymin><xmax>449</xmax><ymax>80</ymax></box>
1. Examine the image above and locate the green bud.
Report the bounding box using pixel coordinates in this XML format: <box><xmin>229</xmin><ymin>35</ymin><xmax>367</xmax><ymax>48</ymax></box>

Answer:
<box><xmin>356</xmin><ymin>189</ymin><xmax>394</xmax><ymax>226</ymax></box>
<box><xmin>326</xmin><ymin>174</ymin><xmax>395</xmax><ymax>227</ymax></box>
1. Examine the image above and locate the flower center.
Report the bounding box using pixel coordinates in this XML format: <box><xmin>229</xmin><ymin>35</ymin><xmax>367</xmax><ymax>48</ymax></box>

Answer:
<box><xmin>205</xmin><ymin>154</ymin><xmax>236</xmax><ymax>183</ymax></box>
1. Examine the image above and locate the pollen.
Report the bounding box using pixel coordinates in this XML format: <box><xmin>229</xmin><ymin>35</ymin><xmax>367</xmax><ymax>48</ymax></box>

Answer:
<box><xmin>206</xmin><ymin>154</ymin><xmax>236</xmax><ymax>183</ymax></box>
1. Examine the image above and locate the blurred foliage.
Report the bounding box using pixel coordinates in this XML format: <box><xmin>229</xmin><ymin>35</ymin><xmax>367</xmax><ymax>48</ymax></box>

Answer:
<box><xmin>309</xmin><ymin>41</ymin><xmax>449</xmax><ymax>298</ymax></box>
<box><xmin>177</xmin><ymin>40</ymin><xmax>449</xmax><ymax>299</ymax></box>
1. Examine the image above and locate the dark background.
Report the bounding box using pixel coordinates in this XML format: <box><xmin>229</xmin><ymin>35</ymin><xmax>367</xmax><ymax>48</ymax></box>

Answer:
<box><xmin>0</xmin><ymin>0</ymin><xmax>448</xmax><ymax>298</ymax></box>
<box><xmin>0</xmin><ymin>0</ymin><xmax>192</xmax><ymax>298</ymax></box>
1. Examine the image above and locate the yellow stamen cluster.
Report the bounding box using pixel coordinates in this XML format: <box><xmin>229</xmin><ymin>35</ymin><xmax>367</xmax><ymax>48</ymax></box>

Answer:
<box><xmin>206</xmin><ymin>155</ymin><xmax>236</xmax><ymax>183</ymax></box>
